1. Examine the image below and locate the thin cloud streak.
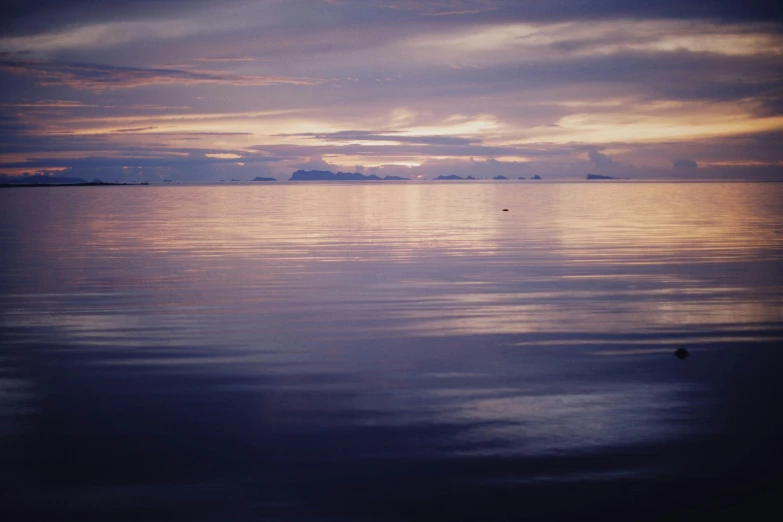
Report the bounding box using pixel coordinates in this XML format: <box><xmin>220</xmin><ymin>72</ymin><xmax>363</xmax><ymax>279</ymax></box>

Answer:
<box><xmin>0</xmin><ymin>59</ymin><xmax>324</xmax><ymax>90</ymax></box>
<box><xmin>279</xmin><ymin>130</ymin><xmax>480</xmax><ymax>146</ymax></box>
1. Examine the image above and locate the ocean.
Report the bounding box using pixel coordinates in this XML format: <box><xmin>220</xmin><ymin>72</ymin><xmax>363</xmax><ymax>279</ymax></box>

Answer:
<box><xmin>1</xmin><ymin>181</ymin><xmax>782</xmax><ymax>521</ymax></box>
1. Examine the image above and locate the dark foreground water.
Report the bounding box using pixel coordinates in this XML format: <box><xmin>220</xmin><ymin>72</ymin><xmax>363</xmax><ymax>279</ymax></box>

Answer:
<box><xmin>1</xmin><ymin>181</ymin><xmax>782</xmax><ymax>521</ymax></box>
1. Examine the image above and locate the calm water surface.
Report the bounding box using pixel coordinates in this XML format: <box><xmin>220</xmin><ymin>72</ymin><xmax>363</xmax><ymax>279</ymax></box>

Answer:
<box><xmin>1</xmin><ymin>182</ymin><xmax>782</xmax><ymax>521</ymax></box>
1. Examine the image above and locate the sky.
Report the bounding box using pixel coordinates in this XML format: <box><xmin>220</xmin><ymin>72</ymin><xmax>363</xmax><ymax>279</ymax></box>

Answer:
<box><xmin>1</xmin><ymin>0</ymin><xmax>782</xmax><ymax>181</ymax></box>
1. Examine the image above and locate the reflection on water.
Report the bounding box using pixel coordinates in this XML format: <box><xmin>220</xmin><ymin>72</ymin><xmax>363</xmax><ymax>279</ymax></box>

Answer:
<box><xmin>1</xmin><ymin>182</ymin><xmax>782</xmax><ymax>521</ymax></box>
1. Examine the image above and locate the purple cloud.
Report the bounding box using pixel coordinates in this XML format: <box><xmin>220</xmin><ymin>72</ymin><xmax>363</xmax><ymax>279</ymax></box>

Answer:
<box><xmin>673</xmin><ymin>158</ymin><xmax>698</xmax><ymax>168</ymax></box>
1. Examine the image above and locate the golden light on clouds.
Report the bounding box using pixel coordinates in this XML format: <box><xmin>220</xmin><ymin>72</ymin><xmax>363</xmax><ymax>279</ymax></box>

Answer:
<box><xmin>544</xmin><ymin>108</ymin><xmax>783</xmax><ymax>145</ymax></box>
<box><xmin>204</xmin><ymin>153</ymin><xmax>242</xmax><ymax>159</ymax></box>
<box><xmin>403</xmin><ymin>20</ymin><xmax>783</xmax><ymax>63</ymax></box>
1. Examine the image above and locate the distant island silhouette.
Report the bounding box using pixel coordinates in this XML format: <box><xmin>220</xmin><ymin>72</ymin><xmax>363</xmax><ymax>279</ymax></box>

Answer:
<box><xmin>586</xmin><ymin>174</ymin><xmax>628</xmax><ymax>180</ymax></box>
<box><xmin>251</xmin><ymin>177</ymin><xmax>277</xmax><ymax>181</ymax></box>
<box><xmin>434</xmin><ymin>175</ymin><xmax>476</xmax><ymax>180</ymax></box>
<box><xmin>493</xmin><ymin>175</ymin><xmax>508</xmax><ymax>180</ymax></box>
<box><xmin>289</xmin><ymin>170</ymin><xmax>408</xmax><ymax>181</ymax></box>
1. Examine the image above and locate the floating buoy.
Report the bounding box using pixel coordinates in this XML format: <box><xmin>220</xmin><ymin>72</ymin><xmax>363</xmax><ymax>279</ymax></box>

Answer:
<box><xmin>674</xmin><ymin>348</ymin><xmax>689</xmax><ymax>359</ymax></box>
<box><xmin>503</xmin><ymin>209</ymin><xmax>508</xmax><ymax>211</ymax></box>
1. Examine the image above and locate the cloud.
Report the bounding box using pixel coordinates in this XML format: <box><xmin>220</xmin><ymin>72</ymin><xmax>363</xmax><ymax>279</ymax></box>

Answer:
<box><xmin>4</xmin><ymin>1</ymin><xmax>781</xmax><ymax>43</ymax></box>
<box><xmin>0</xmin><ymin>1</ymin><xmax>217</xmax><ymax>36</ymax></box>
<box><xmin>250</xmin><ymin>140</ymin><xmax>590</xmax><ymax>161</ymax></box>
<box><xmin>0</xmin><ymin>101</ymin><xmax>193</xmax><ymax>110</ymax></box>
<box><xmin>104</xmin><ymin>131</ymin><xmax>253</xmax><ymax>136</ymax></box>
<box><xmin>193</xmin><ymin>57</ymin><xmax>257</xmax><ymax>62</ymax></box>
<box><xmin>52</xmin><ymin>162</ymin><xmax>270</xmax><ymax>182</ymax></box>
<box><xmin>323</xmin><ymin>1</ymin><xmax>783</xmax><ymax>25</ymax></box>
<box><xmin>295</xmin><ymin>154</ymin><xmax>342</xmax><ymax>172</ymax></box>
<box><xmin>0</xmin><ymin>154</ymin><xmax>267</xmax><ymax>170</ymax></box>
<box><xmin>280</xmin><ymin>130</ymin><xmax>479</xmax><ymax>145</ymax></box>
<box><xmin>377</xmin><ymin>0</ymin><xmax>499</xmax><ymax>16</ymax></box>
<box><xmin>0</xmin><ymin>99</ymin><xmax>100</xmax><ymax>108</ymax></box>
<box><xmin>673</xmin><ymin>158</ymin><xmax>698</xmax><ymax>168</ymax></box>
<box><xmin>588</xmin><ymin>149</ymin><xmax>616</xmax><ymax>166</ymax></box>
<box><xmin>468</xmin><ymin>156</ymin><xmax>529</xmax><ymax>176</ymax></box>
<box><xmin>114</xmin><ymin>126</ymin><xmax>157</xmax><ymax>133</ymax></box>
<box><xmin>0</xmin><ymin>58</ymin><xmax>322</xmax><ymax>90</ymax></box>
<box><xmin>2</xmin><ymin>1</ymin><xmax>782</xmax><ymax>182</ymax></box>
